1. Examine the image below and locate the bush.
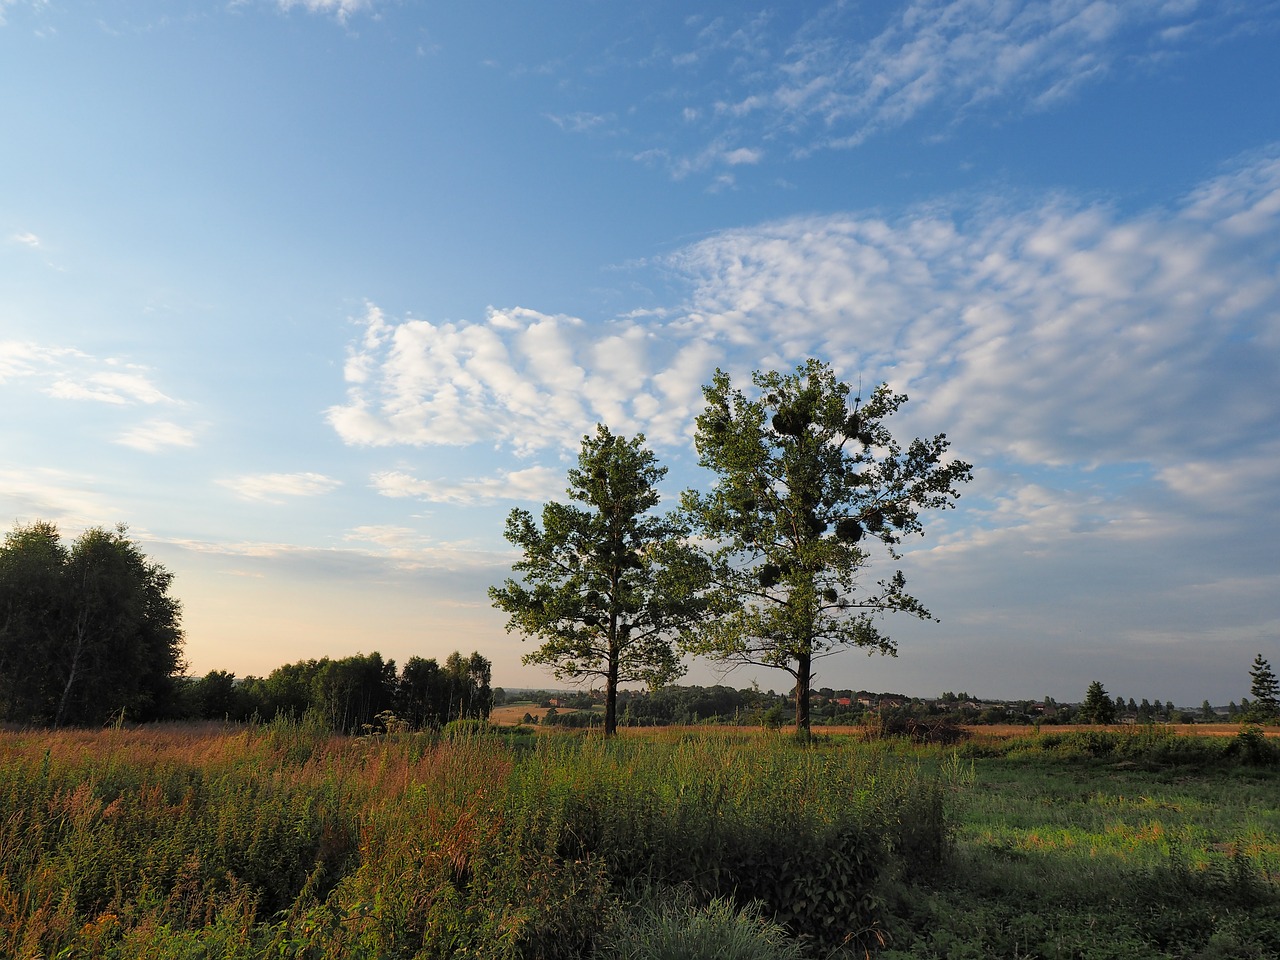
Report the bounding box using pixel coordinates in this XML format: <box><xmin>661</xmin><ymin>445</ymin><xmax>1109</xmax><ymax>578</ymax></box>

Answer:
<box><xmin>1226</xmin><ymin>725</ymin><xmax>1279</xmax><ymax>767</ymax></box>
<box><xmin>862</xmin><ymin>710</ymin><xmax>968</xmax><ymax>745</ymax></box>
<box><xmin>442</xmin><ymin>717</ymin><xmax>492</xmax><ymax>741</ymax></box>
<box><xmin>595</xmin><ymin>889</ymin><xmax>807</xmax><ymax>960</ymax></box>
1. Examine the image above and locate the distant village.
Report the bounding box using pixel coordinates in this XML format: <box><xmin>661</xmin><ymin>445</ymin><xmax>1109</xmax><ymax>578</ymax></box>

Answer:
<box><xmin>497</xmin><ymin>684</ymin><xmax>1241</xmax><ymax>729</ymax></box>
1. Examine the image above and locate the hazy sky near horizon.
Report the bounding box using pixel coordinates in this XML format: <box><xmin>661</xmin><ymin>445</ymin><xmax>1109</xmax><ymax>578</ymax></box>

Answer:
<box><xmin>2</xmin><ymin>0</ymin><xmax>1278</xmax><ymax>705</ymax></box>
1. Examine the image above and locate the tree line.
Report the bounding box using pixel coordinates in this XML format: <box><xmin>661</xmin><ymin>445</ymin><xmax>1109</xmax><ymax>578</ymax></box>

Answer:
<box><xmin>1080</xmin><ymin>665</ymin><xmax>1279</xmax><ymax>725</ymax></box>
<box><xmin>0</xmin><ymin>520</ymin><xmax>491</xmax><ymax>731</ymax></box>
<box><xmin>182</xmin><ymin>650</ymin><xmax>492</xmax><ymax>733</ymax></box>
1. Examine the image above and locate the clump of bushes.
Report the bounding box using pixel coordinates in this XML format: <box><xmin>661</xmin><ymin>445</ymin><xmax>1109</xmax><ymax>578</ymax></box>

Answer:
<box><xmin>861</xmin><ymin>709</ymin><xmax>968</xmax><ymax>745</ymax></box>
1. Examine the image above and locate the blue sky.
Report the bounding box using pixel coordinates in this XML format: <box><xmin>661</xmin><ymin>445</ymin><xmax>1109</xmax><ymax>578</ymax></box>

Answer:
<box><xmin>3</xmin><ymin>0</ymin><xmax>1278</xmax><ymax>705</ymax></box>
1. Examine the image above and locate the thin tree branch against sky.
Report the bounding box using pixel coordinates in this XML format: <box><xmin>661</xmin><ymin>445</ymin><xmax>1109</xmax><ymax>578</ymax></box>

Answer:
<box><xmin>1</xmin><ymin>0</ymin><xmax>1277</xmax><ymax>704</ymax></box>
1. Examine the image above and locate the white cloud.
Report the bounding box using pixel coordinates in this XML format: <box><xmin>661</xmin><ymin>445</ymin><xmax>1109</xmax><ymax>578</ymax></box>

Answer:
<box><xmin>48</xmin><ymin>370</ymin><xmax>174</xmax><ymax>405</ymax></box>
<box><xmin>274</xmin><ymin>0</ymin><xmax>372</xmax><ymax>23</ymax></box>
<box><xmin>546</xmin><ymin>112</ymin><xmax>612</xmax><ymax>133</ymax></box>
<box><xmin>328</xmin><ymin>302</ymin><xmax>695</xmax><ymax>454</ymax></box>
<box><xmin>721</xmin><ymin>147</ymin><xmax>763</xmax><ymax>165</ymax></box>
<box><xmin>0</xmin><ymin>341</ymin><xmax>80</xmax><ymax>380</ymax></box>
<box><xmin>13</xmin><ymin>232</ymin><xmax>39</xmax><ymax>247</ymax></box>
<box><xmin>329</xmin><ymin>147</ymin><xmax>1280</xmax><ymax>561</ymax></box>
<box><xmin>667</xmin><ymin>147</ymin><xmax>1280</xmax><ymax>472</ymax></box>
<box><xmin>343</xmin><ymin>525</ymin><xmax>501</xmax><ymax>570</ymax></box>
<box><xmin>220</xmin><ymin>472</ymin><xmax>343</xmax><ymax>504</ymax></box>
<box><xmin>1156</xmin><ymin>442</ymin><xmax>1280</xmax><ymax>512</ymax></box>
<box><xmin>1</xmin><ymin>341</ymin><xmax>180</xmax><ymax>406</ymax></box>
<box><xmin>372</xmin><ymin>465</ymin><xmax>563</xmax><ymax>505</ymax></box>
<box><xmin>115</xmin><ymin>420</ymin><xmax>198</xmax><ymax>453</ymax></box>
<box><xmin>0</xmin><ymin>468</ymin><xmax>120</xmax><ymax>530</ymax></box>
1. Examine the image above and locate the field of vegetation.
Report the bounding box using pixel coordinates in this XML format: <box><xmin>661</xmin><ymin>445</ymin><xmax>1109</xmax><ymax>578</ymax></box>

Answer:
<box><xmin>0</xmin><ymin>720</ymin><xmax>1276</xmax><ymax>959</ymax></box>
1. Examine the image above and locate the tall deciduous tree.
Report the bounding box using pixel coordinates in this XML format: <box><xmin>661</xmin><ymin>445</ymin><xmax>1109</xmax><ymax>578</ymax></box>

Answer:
<box><xmin>490</xmin><ymin>425</ymin><xmax>708</xmax><ymax>735</ymax></box>
<box><xmin>0</xmin><ymin>521</ymin><xmax>184</xmax><ymax>727</ymax></box>
<box><xmin>0</xmin><ymin>520</ymin><xmax>66</xmax><ymax>722</ymax></box>
<box><xmin>681</xmin><ymin>360</ymin><xmax>972</xmax><ymax>734</ymax></box>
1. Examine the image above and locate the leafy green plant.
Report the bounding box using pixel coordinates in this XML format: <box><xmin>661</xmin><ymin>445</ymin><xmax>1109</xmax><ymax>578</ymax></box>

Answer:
<box><xmin>1227</xmin><ymin>724</ymin><xmax>1278</xmax><ymax>766</ymax></box>
<box><xmin>595</xmin><ymin>889</ymin><xmax>807</xmax><ymax>960</ymax></box>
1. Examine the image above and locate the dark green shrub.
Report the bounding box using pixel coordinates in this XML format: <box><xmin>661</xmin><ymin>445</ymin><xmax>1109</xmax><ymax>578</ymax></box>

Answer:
<box><xmin>1226</xmin><ymin>725</ymin><xmax>1278</xmax><ymax>766</ymax></box>
<box><xmin>595</xmin><ymin>889</ymin><xmax>807</xmax><ymax>960</ymax></box>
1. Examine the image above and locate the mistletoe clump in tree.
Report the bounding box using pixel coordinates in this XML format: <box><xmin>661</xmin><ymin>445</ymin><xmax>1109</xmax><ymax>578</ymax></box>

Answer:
<box><xmin>681</xmin><ymin>359</ymin><xmax>972</xmax><ymax>734</ymax></box>
<box><xmin>490</xmin><ymin>425</ymin><xmax>709</xmax><ymax>735</ymax></box>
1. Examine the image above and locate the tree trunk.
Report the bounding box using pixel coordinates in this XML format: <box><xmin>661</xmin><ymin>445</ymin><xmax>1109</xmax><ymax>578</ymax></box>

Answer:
<box><xmin>54</xmin><ymin>606</ymin><xmax>89</xmax><ymax>729</ymax></box>
<box><xmin>605</xmin><ymin>625</ymin><xmax>620</xmax><ymax>736</ymax></box>
<box><xmin>794</xmin><ymin>651</ymin><xmax>812</xmax><ymax>735</ymax></box>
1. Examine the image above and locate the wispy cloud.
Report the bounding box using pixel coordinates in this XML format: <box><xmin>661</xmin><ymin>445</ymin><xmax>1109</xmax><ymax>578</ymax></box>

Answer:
<box><xmin>1</xmin><ymin>342</ymin><xmax>178</xmax><ymax>406</ymax></box>
<box><xmin>48</xmin><ymin>370</ymin><xmax>174</xmax><ymax>405</ymax></box>
<box><xmin>274</xmin><ymin>0</ymin><xmax>374</xmax><ymax>24</ymax></box>
<box><xmin>0</xmin><ymin>341</ymin><xmax>80</xmax><ymax>381</ymax></box>
<box><xmin>164</xmin><ymin>526</ymin><xmax>501</xmax><ymax>574</ymax></box>
<box><xmin>669</xmin><ymin>148</ymin><xmax>1280</xmax><ymax>471</ymax></box>
<box><xmin>343</xmin><ymin>525</ymin><xmax>500</xmax><ymax>570</ymax></box>
<box><xmin>572</xmin><ymin>1</ymin><xmax>1275</xmax><ymax>175</ymax></box>
<box><xmin>0</xmin><ymin>468</ymin><xmax>121</xmax><ymax>531</ymax></box>
<box><xmin>115</xmin><ymin>420</ymin><xmax>198</xmax><ymax>453</ymax></box>
<box><xmin>545</xmin><ymin>111</ymin><xmax>613</xmax><ymax>133</ymax></box>
<box><xmin>330</xmin><ymin>146</ymin><xmax>1280</xmax><ymax>552</ymax></box>
<box><xmin>372</xmin><ymin>465</ymin><xmax>564</xmax><ymax>505</ymax></box>
<box><xmin>219</xmin><ymin>472</ymin><xmax>343</xmax><ymax>503</ymax></box>
<box><xmin>13</xmin><ymin>231</ymin><xmax>39</xmax><ymax>247</ymax></box>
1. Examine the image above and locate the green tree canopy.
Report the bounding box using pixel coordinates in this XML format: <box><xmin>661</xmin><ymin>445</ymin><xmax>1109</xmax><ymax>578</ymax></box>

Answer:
<box><xmin>0</xmin><ymin>521</ymin><xmax>184</xmax><ymax>727</ymax></box>
<box><xmin>489</xmin><ymin>425</ymin><xmax>709</xmax><ymax>735</ymax></box>
<box><xmin>680</xmin><ymin>360</ymin><xmax>972</xmax><ymax>733</ymax></box>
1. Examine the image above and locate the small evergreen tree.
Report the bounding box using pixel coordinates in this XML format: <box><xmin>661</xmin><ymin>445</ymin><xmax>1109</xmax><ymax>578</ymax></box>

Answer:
<box><xmin>1248</xmin><ymin>654</ymin><xmax>1279</xmax><ymax>721</ymax></box>
<box><xmin>1080</xmin><ymin>681</ymin><xmax>1116</xmax><ymax>724</ymax></box>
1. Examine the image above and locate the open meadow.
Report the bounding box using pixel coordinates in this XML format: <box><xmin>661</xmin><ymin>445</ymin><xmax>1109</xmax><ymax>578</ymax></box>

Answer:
<box><xmin>0</xmin><ymin>720</ymin><xmax>1276</xmax><ymax>959</ymax></box>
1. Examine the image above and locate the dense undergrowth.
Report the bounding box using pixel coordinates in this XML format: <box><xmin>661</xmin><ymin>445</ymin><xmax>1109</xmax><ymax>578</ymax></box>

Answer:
<box><xmin>0</xmin><ymin>719</ymin><xmax>947</xmax><ymax>959</ymax></box>
<box><xmin>0</xmin><ymin>720</ymin><xmax>1275</xmax><ymax>959</ymax></box>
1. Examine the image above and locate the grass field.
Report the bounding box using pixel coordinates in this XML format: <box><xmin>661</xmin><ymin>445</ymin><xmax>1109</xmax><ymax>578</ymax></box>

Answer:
<box><xmin>0</xmin><ymin>720</ymin><xmax>1276</xmax><ymax>959</ymax></box>
<box><xmin>891</xmin><ymin>727</ymin><xmax>1280</xmax><ymax>959</ymax></box>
